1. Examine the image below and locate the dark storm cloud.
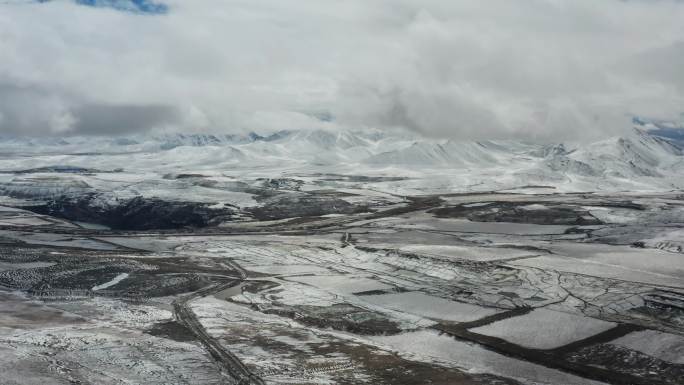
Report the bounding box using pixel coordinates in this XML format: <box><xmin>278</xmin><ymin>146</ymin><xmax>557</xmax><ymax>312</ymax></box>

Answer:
<box><xmin>0</xmin><ymin>82</ymin><xmax>179</xmax><ymax>136</ymax></box>
<box><xmin>0</xmin><ymin>82</ymin><xmax>70</xmax><ymax>136</ymax></box>
<box><xmin>69</xmin><ymin>104</ymin><xmax>181</xmax><ymax>135</ymax></box>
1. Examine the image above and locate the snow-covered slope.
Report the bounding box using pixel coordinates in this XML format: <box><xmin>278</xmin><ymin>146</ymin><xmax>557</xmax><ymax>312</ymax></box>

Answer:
<box><xmin>1</xmin><ymin>127</ymin><xmax>683</xmax><ymax>193</ymax></box>
<box><xmin>364</xmin><ymin>141</ymin><xmax>501</xmax><ymax>167</ymax></box>
<box><xmin>545</xmin><ymin>129</ymin><xmax>683</xmax><ymax>178</ymax></box>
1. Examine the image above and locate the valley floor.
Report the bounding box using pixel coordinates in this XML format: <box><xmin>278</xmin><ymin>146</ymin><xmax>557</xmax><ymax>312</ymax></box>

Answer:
<box><xmin>0</xmin><ymin>188</ymin><xmax>683</xmax><ymax>385</ymax></box>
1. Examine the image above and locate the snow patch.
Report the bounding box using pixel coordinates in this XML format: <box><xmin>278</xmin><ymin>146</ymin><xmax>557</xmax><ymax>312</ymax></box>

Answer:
<box><xmin>92</xmin><ymin>273</ymin><xmax>129</xmax><ymax>291</ymax></box>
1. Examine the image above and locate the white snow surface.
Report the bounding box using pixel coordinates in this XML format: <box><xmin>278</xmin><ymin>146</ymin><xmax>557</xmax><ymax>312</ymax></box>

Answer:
<box><xmin>611</xmin><ymin>330</ymin><xmax>684</xmax><ymax>364</ymax></box>
<box><xmin>288</xmin><ymin>275</ymin><xmax>393</xmax><ymax>294</ymax></box>
<box><xmin>1</xmin><ymin>127</ymin><xmax>683</xmax><ymax>199</ymax></box>
<box><xmin>470</xmin><ymin>308</ymin><xmax>616</xmax><ymax>349</ymax></box>
<box><xmin>511</xmin><ymin>242</ymin><xmax>684</xmax><ymax>288</ymax></box>
<box><xmin>92</xmin><ymin>273</ymin><xmax>129</xmax><ymax>291</ymax></box>
<box><xmin>361</xmin><ymin>291</ymin><xmax>501</xmax><ymax>322</ymax></box>
<box><xmin>371</xmin><ymin>330</ymin><xmax>606</xmax><ymax>385</ymax></box>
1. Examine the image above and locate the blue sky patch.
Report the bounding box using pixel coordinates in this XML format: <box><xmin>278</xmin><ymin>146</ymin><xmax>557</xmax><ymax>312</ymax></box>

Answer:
<box><xmin>36</xmin><ymin>0</ymin><xmax>168</xmax><ymax>14</ymax></box>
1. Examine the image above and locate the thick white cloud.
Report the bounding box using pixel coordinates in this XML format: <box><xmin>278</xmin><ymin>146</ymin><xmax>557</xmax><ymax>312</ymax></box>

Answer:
<box><xmin>0</xmin><ymin>0</ymin><xmax>683</xmax><ymax>139</ymax></box>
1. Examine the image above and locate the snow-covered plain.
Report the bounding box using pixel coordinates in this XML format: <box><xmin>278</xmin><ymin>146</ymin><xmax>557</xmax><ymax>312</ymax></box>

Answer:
<box><xmin>0</xmin><ymin>128</ymin><xmax>683</xmax><ymax>385</ymax></box>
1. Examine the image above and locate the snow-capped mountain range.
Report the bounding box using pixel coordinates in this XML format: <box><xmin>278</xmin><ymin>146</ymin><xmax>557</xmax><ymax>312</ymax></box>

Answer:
<box><xmin>1</xmin><ymin>126</ymin><xmax>683</xmax><ymax>194</ymax></box>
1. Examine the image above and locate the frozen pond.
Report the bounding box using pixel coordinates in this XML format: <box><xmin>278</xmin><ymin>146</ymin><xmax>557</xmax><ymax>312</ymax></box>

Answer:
<box><xmin>289</xmin><ymin>275</ymin><xmax>393</xmax><ymax>294</ymax></box>
<box><xmin>471</xmin><ymin>308</ymin><xmax>615</xmax><ymax>349</ymax></box>
<box><xmin>371</xmin><ymin>330</ymin><xmax>605</xmax><ymax>385</ymax></box>
<box><xmin>361</xmin><ymin>291</ymin><xmax>501</xmax><ymax>322</ymax></box>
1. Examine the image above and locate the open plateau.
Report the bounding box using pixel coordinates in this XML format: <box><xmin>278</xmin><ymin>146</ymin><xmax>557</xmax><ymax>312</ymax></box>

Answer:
<box><xmin>0</xmin><ymin>127</ymin><xmax>683</xmax><ymax>385</ymax></box>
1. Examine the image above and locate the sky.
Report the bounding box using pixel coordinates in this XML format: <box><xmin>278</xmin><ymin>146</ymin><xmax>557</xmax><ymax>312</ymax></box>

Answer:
<box><xmin>0</xmin><ymin>0</ymin><xmax>683</xmax><ymax>140</ymax></box>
